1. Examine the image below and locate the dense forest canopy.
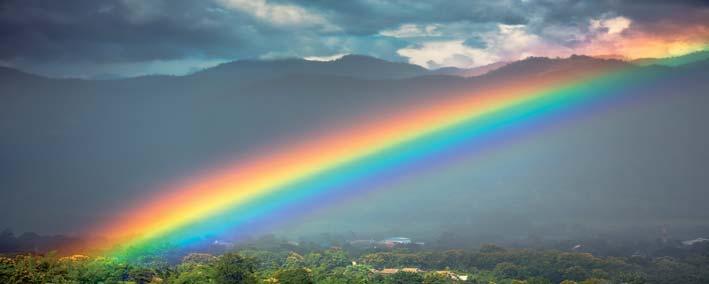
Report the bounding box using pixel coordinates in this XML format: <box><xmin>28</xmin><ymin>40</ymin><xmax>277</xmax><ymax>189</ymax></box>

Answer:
<box><xmin>2</xmin><ymin>235</ymin><xmax>709</xmax><ymax>283</ymax></box>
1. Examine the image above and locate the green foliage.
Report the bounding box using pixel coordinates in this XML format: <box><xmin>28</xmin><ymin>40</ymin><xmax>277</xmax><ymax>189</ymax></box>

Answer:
<box><xmin>422</xmin><ymin>272</ymin><xmax>454</xmax><ymax>284</ymax></box>
<box><xmin>494</xmin><ymin>262</ymin><xmax>527</xmax><ymax>279</ymax></box>
<box><xmin>75</xmin><ymin>257</ymin><xmax>131</xmax><ymax>283</ymax></box>
<box><xmin>561</xmin><ymin>265</ymin><xmax>588</xmax><ymax>281</ymax></box>
<box><xmin>578</xmin><ymin>278</ymin><xmax>610</xmax><ymax>284</ymax></box>
<box><xmin>479</xmin><ymin>244</ymin><xmax>507</xmax><ymax>253</ymax></box>
<box><xmin>168</xmin><ymin>261</ymin><xmax>216</xmax><ymax>284</ymax></box>
<box><xmin>618</xmin><ymin>271</ymin><xmax>646</xmax><ymax>284</ymax></box>
<box><xmin>0</xmin><ymin>256</ymin><xmax>13</xmax><ymax>282</ymax></box>
<box><xmin>526</xmin><ymin>276</ymin><xmax>552</xmax><ymax>284</ymax></box>
<box><xmin>341</xmin><ymin>264</ymin><xmax>375</xmax><ymax>283</ymax></box>
<box><xmin>386</xmin><ymin>271</ymin><xmax>423</xmax><ymax>284</ymax></box>
<box><xmin>182</xmin><ymin>253</ymin><xmax>217</xmax><ymax>265</ymax></box>
<box><xmin>0</xmin><ymin>242</ymin><xmax>708</xmax><ymax>284</ymax></box>
<box><xmin>213</xmin><ymin>252</ymin><xmax>257</xmax><ymax>284</ymax></box>
<box><xmin>128</xmin><ymin>265</ymin><xmax>156</xmax><ymax>283</ymax></box>
<box><xmin>275</xmin><ymin>267</ymin><xmax>313</xmax><ymax>284</ymax></box>
<box><xmin>284</xmin><ymin>252</ymin><xmax>305</xmax><ymax>269</ymax></box>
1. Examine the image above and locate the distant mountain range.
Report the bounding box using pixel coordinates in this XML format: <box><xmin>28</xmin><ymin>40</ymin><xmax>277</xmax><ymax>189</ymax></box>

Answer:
<box><xmin>429</xmin><ymin>61</ymin><xmax>510</xmax><ymax>77</ymax></box>
<box><xmin>631</xmin><ymin>50</ymin><xmax>709</xmax><ymax>67</ymax></box>
<box><xmin>192</xmin><ymin>54</ymin><xmax>429</xmax><ymax>81</ymax></box>
<box><xmin>0</xmin><ymin>53</ymin><xmax>631</xmax><ymax>84</ymax></box>
<box><xmin>3</xmin><ymin>51</ymin><xmax>705</xmax><ymax>82</ymax></box>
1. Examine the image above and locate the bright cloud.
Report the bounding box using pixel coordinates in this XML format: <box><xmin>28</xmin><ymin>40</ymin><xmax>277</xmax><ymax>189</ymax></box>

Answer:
<box><xmin>217</xmin><ymin>0</ymin><xmax>336</xmax><ymax>30</ymax></box>
<box><xmin>395</xmin><ymin>15</ymin><xmax>709</xmax><ymax>69</ymax></box>
<box><xmin>379</xmin><ymin>24</ymin><xmax>442</xmax><ymax>38</ymax></box>
<box><xmin>396</xmin><ymin>24</ymin><xmax>572</xmax><ymax>69</ymax></box>
<box><xmin>578</xmin><ymin>16</ymin><xmax>708</xmax><ymax>59</ymax></box>
<box><xmin>303</xmin><ymin>53</ymin><xmax>349</xmax><ymax>61</ymax></box>
<box><xmin>397</xmin><ymin>40</ymin><xmax>494</xmax><ymax>68</ymax></box>
<box><xmin>590</xmin><ymin>16</ymin><xmax>631</xmax><ymax>35</ymax></box>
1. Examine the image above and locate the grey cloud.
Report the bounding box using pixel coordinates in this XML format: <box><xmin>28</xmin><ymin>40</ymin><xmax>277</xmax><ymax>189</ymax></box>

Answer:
<box><xmin>463</xmin><ymin>36</ymin><xmax>487</xmax><ymax>49</ymax></box>
<box><xmin>526</xmin><ymin>0</ymin><xmax>709</xmax><ymax>28</ymax></box>
<box><xmin>289</xmin><ymin>0</ymin><xmax>531</xmax><ymax>35</ymax></box>
<box><xmin>0</xmin><ymin>0</ymin><xmax>256</xmax><ymax>63</ymax></box>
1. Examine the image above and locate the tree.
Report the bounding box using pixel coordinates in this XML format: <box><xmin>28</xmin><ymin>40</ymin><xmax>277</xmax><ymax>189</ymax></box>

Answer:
<box><xmin>526</xmin><ymin>276</ymin><xmax>552</xmax><ymax>284</ymax></box>
<box><xmin>562</xmin><ymin>266</ymin><xmax>588</xmax><ymax>282</ymax></box>
<box><xmin>423</xmin><ymin>272</ymin><xmax>454</xmax><ymax>284</ymax></box>
<box><xmin>275</xmin><ymin>268</ymin><xmax>313</xmax><ymax>284</ymax></box>
<box><xmin>321</xmin><ymin>248</ymin><xmax>349</xmax><ymax>269</ymax></box>
<box><xmin>284</xmin><ymin>252</ymin><xmax>304</xmax><ymax>269</ymax></box>
<box><xmin>342</xmin><ymin>264</ymin><xmax>375</xmax><ymax>284</ymax></box>
<box><xmin>183</xmin><ymin>253</ymin><xmax>217</xmax><ymax>265</ymax></box>
<box><xmin>0</xmin><ymin>256</ymin><xmax>13</xmax><ymax>283</ymax></box>
<box><xmin>386</xmin><ymin>271</ymin><xmax>423</xmax><ymax>284</ymax></box>
<box><xmin>579</xmin><ymin>278</ymin><xmax>610</xmax><ymax>284</ymax></box>
<box><xmin>128</xmin><ymin>266</ymin><xmax>155</xmax><ymax>284</ymax></box>
<box><xmin>618</xmin><ymin>271</ymin><xmax>646</xmax><ymax>284</ymax></box>
<box><xmin>494</xmin><ymin>262</ymin><xmax>527</xmax><ymax>279</ymax></box>
<box><xmin>479</xmin><ymin>244</ymin><xmax>506</xmax><ymax>253</ymax></box>
<box><xmin>169</xmin><ymin>261</ymin><xmax>215</xmax><ymax>284</ymax></box>
<box><xmin>214</xmin><ymin>253</ymin><xmax>257</xmax><ymax>284</ymax></box>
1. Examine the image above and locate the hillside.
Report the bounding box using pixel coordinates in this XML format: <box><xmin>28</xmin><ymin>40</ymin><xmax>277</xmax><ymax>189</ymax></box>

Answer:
<box><xmin>190</xmin><ymin>54</ymin><xmax>430</xmax><ymax>81</ymax></box>
<box><xmin>431</xmin><ymin>61</ymin><xmax>509</xmax><ymax>77</ymax></box>
<box><xmin>1</xmin><ymin>56</ymin><xmax>708</xmax><ymax>239</ymax></box>
<box><xmin>632</xmin><ymin>50</ymin><xmax>709</xmax><ymax>67</ymax></box>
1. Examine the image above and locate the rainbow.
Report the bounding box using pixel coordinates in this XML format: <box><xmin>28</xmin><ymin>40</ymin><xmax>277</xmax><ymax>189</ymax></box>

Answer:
<box><xmin>80</xmin><ymin>58</ymin><xmax>681</xmax><ymax>259</ymax></box>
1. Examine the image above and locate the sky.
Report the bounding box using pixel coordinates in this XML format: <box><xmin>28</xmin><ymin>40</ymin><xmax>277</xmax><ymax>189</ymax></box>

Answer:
<box><xmin>1</xmin><ymin>0</ymin><xmax>708</xmax><ymax>78</ymax></box>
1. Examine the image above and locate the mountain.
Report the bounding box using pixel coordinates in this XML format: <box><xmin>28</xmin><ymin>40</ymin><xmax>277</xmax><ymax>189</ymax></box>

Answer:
<box><xmin>1</xmin><ymin>55</ymin><xmax>709</xmax><ymax>238</ymax></box>
<box><xmin>0</xmin><ymin>66</ymin><xmax>46</xmax><ymax>84</ymax></box>
<box><xmin>632</xmin><ymin>50</ymin><xmax>709</xmax><ymax>67</ymax></box>
<box><xmin>431</xmin><ymin>61</ymin><xmax>509</xmax><ymax>77</ymax></box>
<box><xmin>191</xmin><ymin>54</ymin><xmax>429</xmax><ymax>82</ymax></box>
<box><xmin>484</xmin><ymin>55</ymin><xmax>629</xmax><ymax>79</ymax></box>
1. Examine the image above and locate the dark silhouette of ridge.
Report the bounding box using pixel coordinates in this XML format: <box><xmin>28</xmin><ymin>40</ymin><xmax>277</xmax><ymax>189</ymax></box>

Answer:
<box><xmin>632</xmin><ymin>50</ymin><xmax>709</xmax><ymax>67</ymax></box>
<box><xmin>0</xmin><ymin>66</ymin><xmax>46</xmax><ymax>82</ymax></box>
<box><xmin>191</xmin><ymin>54</ymin><xmax>429</xmax><ymax>81</ymax></box>
<box><xmin>484</xmin><ymin>55</ymin><xmax>630</xmax><ymax>79</ymax></box>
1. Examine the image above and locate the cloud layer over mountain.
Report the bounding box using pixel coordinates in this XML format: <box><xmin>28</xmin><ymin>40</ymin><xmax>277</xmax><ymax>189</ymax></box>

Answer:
<box><xmin>1</xmin><ymin>0</ymin><xmax>707</xmax><ymax>77</ymax></box>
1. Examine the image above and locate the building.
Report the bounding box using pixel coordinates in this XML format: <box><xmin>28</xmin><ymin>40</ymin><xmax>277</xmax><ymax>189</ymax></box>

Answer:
<box><xmin>436</xmin><ymin>271</ymin><xmax>469</xmax><ymax>281</ymax></box>
<box><xmin>372</xmin><ymin>268</ymin><xmax>422</xmax><ymax>274</ymax></box>
<box><xmin>380</xmin><ymin>237</ymin><xmax>412</xmax><ymax>247</ymax></box>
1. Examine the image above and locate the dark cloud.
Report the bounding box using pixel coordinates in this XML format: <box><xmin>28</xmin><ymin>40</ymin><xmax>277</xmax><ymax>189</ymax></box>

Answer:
<box><xmin>528</xmin><ymin>0</ymin><xmax>709</xmax><ymax>27</ymax></box>
<box><xmin>0</xmin><ymin>0</ymin><xmax>254</xmax><ymax>63</ymax></box>
<box><xmin>462</xmin><ymin>37</ymin><xmax>487</xmax><ymax>49</ymax></box>
<box><xmin>289</xmin><ymin>0</ymin><xmax>531</xmax><ymax>34</ymax></box>
<box><xmin>0</xmin><ymin>0</ymin><xmax>531</xmax><ymax>64</ymax></box>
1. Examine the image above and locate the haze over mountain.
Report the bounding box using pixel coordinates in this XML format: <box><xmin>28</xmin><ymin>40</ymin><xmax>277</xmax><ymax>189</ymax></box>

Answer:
<box><xmin>430</xmin><ymin>61</ymin><xmax>509</xmax><ymax>78</ymax></box>
<box><xmin>2</xmin><ymin>54</ymin><xmax>709</xmax><ymax>244</ymax></box>
<box><xmin>631</xmin><ymin>50</ymin><xmax>709</xmax><ymax>67</ymax></box>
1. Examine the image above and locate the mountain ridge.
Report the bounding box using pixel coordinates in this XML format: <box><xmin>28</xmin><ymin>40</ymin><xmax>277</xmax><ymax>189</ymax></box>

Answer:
<box><xmin>0</xmin><ymin>53</ymin><xmax>664</xmax><ymax>83</ymax></box>
<box><xmin>631</xmin><ymin>50</ymin><xmax>709</xmax><ymax>67</ymax></box>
